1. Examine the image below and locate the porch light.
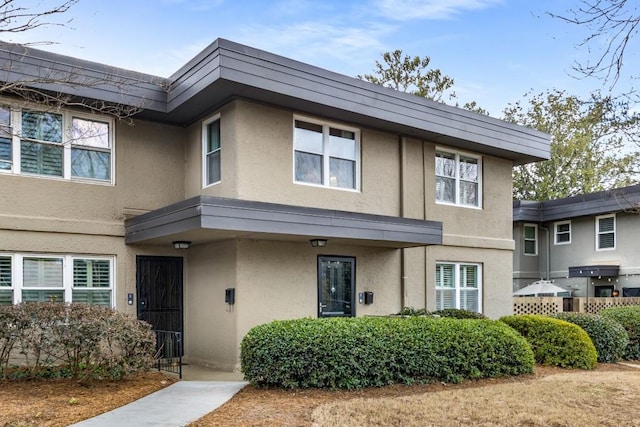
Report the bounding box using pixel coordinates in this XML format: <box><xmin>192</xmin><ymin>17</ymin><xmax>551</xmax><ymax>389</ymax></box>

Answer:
<box><xmin>172</xmin><ymin>241</ymin><xmax>191</xmax><ymax>250</ymax></box>
<box><xmin>310</xmin><ymin>239</ymin><xmax>328</xmax><ymax>248</ymax></box>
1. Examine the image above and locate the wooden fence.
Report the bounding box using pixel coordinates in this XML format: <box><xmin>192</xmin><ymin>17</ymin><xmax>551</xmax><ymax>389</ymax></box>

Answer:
<box><xmin>513</xmin><ymin>297</ymin><xmax>640</xmax><ymax>315</ymax></box>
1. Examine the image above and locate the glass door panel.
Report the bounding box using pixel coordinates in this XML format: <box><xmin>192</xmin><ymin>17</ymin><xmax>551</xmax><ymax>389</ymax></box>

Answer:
<box><xmin>318</xmin><ymin>256</ymin><xmax>355</xmax><ymax>317</ymax></box>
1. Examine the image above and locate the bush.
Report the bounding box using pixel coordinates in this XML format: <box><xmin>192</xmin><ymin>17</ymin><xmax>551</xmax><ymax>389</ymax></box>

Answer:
<box><xmin>553</xmin><ymin>312</ymin><xmax>629</xmax><ymax>363</ymax></box>
<box><xmin>0</xmin><ymin>303</ymin><xmax>156</xmax><ymax>381</ymax></box>
<box><xmin>600</xmin><ymin>305</ymin><xmax>640</xmax><ymax>360</ymax></box>
<box><xmin>241</xmin><ymin>316</ymin><xmax>534</xmax><ymax>389</ymax></box>
<box><xmin>432</xmin><ymin>308</ymin><xmax>488</xmax><ymax>319</ymax></box>
<box><xmin>500</xmin><ymin>314</ymin><xmax>597</xmax><ymax>369</ymax></box>
<box><xmin>397</xmin><ymin>307</ymin><xmax>433</xmax><ymax>316</ymax></box>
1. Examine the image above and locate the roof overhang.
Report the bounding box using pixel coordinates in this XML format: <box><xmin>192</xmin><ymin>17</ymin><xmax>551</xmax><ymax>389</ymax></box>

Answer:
<box><xmin>125</xmin><ymin>196</ymin><xmax>442</xmax><ymax>249</ymax></box>
<box><xmin>568</xmin><ymin>265</ymin><xmax>620</xmax><ymax>278</ymax></box>
<box><xmin>514</xmin><ymin>184</ymin><xmax>640</xmax><ymax>223</ymax></box>
<box><xmin>0</xmin><ymin>39</ymin><xmax>550</xmax><ymax>165</ymax></box>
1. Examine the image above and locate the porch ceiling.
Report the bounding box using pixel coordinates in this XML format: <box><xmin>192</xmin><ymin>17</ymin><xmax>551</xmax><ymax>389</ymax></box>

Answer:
<box><xmin>124</xmin><ymin>196</ymin><xmax>442</xmax><ymax>249</ymax></box>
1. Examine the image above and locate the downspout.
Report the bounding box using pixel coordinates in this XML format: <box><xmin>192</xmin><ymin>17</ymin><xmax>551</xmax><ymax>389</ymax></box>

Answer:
<box><xmin>540</xmin><ymin>224</ymin><xmax>550</xmax><ymax>280</ymax></box>
<box><xmin>400</xmin><ymin>136</ymin><xmax>407</xmax><ymax>310</ymax></box>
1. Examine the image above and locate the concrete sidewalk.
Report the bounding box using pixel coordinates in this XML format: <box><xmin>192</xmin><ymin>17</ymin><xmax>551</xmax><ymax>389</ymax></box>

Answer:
<box><xmin>69</xmin><ymin>380</ymin><xmax>247</xmax><ymax>427</ymax></box>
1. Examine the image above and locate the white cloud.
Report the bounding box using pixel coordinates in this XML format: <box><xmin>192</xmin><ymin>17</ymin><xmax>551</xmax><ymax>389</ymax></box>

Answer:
<box><xmin>374</xmin><ymin>0</ymin><xmax>503</xmax><ymax>21</ymax></box>
<box><xmin>233</xmin><ymin>20</ymin><xmax>395</xmax><ymax>76</ymax></box>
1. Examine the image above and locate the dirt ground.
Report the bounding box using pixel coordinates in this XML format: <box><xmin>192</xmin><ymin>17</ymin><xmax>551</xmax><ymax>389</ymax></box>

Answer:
<box><xmin>1</xmin><ymin>364</ymin><xmax>638</xmax><ymax>427</ymax></box>
<box><xmin>191</xmin><ymin>363</ymin><xmax>640</xmax><ymax>427</ymax></box>
<box><xmin>0</xmin><ymin>371</ymin><xmax>175</xmax><ymax>427</ymax></box>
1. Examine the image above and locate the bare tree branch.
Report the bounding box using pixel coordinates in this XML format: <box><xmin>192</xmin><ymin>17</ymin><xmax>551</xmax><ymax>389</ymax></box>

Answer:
<box><xmin>0</xmin><ymin>0</ymin><xmax>78</xmax><ymax>39</ymax></box>
<box><xmin>549</xmin><ymin>0</ymin><xmax>640</xmax><ymax>89</ymax></box>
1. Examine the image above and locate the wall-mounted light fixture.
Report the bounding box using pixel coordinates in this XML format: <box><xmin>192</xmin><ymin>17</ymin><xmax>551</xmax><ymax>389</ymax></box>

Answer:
<box><xmin>172</xmin><ymin>241</ymin><xmax>191</xmax><ymax>250</ymax></box>
<box><xmin>309</xmin><ymin>238</ymin><xmax>328</xmax><ymax>248</ymax></box>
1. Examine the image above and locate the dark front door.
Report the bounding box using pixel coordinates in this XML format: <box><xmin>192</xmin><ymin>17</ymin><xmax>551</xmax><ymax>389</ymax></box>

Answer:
<box><xmin>318</xmin><ymin>256</ymin><xmax>355</xmax><ymax>317</ymax></box>
<box><xmin>136</xmin><ymin>256</ymin><xmax>183</xmax><ymax>354</ymax></box>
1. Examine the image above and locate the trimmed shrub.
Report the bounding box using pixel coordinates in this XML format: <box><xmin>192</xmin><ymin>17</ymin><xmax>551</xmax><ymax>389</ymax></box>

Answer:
<box><xmin>500</xmin><ymin>314</ymin><xmax>597</xmax><ymax>369</ymax></box>
<box><xmin>600</xmin><ymin>305</ymin><xmax>640</xmax><ymax>360</ymax></box>
<box><xmin>0</xmin><ymin>302</ymin><xmax>156</xmax><ymax>381</ymax></box>
<box><xmin>241</xmin><ymin>316</ymin><xmax>534</xmax><ymax>389</ymax></box>
<box><xmin>433</xmin><ymin>308</ymin><xmax>488</xmax><ymax>319</ymax></box>
<box><xmin>553</xmin><ymin>312</ymin><xmax>629</xmax><ymax>363</ymax></box>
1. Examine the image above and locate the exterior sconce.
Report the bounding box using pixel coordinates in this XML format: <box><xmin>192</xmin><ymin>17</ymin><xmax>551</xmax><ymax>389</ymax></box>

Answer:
<box><xmin>309</xmin><ymin>239</ymin><xmax>328</xmax><ymax>248</ymax></box>
<box><xmin>172</xmin><ymin>241</ymin><xmax>191</xmax><ymax>250</ymax></box>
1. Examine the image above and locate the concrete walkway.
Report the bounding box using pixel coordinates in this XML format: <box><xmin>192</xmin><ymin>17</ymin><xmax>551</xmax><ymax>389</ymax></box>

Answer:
<box><xmin>70</xmin><ymin>367</ymin><xmax>247</xmax><ymax>427</ymax></box>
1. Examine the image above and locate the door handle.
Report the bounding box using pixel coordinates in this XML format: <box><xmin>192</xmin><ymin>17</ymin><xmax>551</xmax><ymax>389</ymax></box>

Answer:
<box><xmin>319</xmin><ymin>303</ymin><xmax>327</xmax><ymax>313</ymax></box>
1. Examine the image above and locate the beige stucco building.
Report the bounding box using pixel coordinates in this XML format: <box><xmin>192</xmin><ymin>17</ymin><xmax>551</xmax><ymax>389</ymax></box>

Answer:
<box><xmin>0</xmin><ymin>39</ymin><xmax>549</xmax><ymax>370</ymax></box>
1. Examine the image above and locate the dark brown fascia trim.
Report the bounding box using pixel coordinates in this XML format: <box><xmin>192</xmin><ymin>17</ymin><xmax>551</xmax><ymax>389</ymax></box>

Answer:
<box><xmin>125</xmin><ymin>196</ymin><xmax>442</xmax><ymax>248</ymax></box>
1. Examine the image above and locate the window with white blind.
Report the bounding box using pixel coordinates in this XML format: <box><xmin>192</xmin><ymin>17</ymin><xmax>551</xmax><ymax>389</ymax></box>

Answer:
<box><xmin>293</xmin><ymin>117</ymin><xmax>360</xmax><ymax>191</ymax></box>
<box><xmin>435</xmin><ymin>262</ymin><xmax>482</xmax><ymax>313</ymax></box>
<box><xmin>596</xmin><ymin>214</ymin><xmax>616</xmax><ymax>250</ymax></box>
<box><xmin>0</xmin><ymin>254</ymin><xmax>114</xmax><ymax>306</ymax></box>
<box><xmin>0</xmin><ymin>104</ymin><xmax>114</xmax><ymax>183</ymax></box>
<box><xmin>0</xmin><ymin>256</ymin><xmax>12</xmax><ymax>305</ymax></box>
<box><xmin>0</xmin><ymin>106</ymin><xmax>11</xmax><ymax>171</ymax></box>
<box><xmin>554</xmin><ymin>221</ymin><xmax>571</xmax><ymax>245</ymax></box>
<box><xmin>435</xmin><ymin>149</ymin><xmax>482</xmax><ymax>208</ymax></box>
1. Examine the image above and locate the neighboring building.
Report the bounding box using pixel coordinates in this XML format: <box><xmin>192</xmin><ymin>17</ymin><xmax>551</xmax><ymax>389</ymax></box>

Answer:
<box><xmin>513</xmin><ymin>184</ymin><xmax>640</xmax><ymax>297</ymax></box>
<box><xmin>0</xmin><ymin>39</ymin><xmax>549</xmax><ymax>370</ymax></box>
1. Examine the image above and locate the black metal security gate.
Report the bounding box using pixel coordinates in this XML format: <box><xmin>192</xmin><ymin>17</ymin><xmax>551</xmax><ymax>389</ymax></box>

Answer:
<box><xmin>136</xmin><ymin>256</ymin><xmax>183</xmax><ymax>378</ymax></box>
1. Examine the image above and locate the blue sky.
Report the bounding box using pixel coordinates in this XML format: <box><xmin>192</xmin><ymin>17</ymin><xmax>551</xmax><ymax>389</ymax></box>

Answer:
<box><xmin>9</xmin><ymin>0</ymin><xmax>636</xmax><ymax>117</ymax></box>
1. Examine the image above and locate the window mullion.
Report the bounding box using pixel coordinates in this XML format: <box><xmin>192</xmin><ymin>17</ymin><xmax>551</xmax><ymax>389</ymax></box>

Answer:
<box><xmin>322</xmin><ymin>125</ymin><xmax>329</xmax><ymax>186</ymax></box>
<box><xmin>12</xmin><ymin>109</ymin><xmax>21</xmax><ymax>174</ymax></box>
<box><xmin>13</xmin><ymin>254</ymin><xmax>22</xmax><ymax>304</ymax></box>
<box><xmin>455</xmin><ymin>154</ymin><xmax>461</xmax><ymax>205</ymax></box>
<box><xmin>455</xmin><ymin>264</ymin><xmax>461</xmax><ymax>309</ymax></box>
<box><xmin>63</xmin><ymin>256</ymin><xmax>72</xmax><ymax>303</ymax></box>
<box><xmin>63</xmin><ymin>112</ymin><xmax>71</xmax><ymax>179</ymax></box>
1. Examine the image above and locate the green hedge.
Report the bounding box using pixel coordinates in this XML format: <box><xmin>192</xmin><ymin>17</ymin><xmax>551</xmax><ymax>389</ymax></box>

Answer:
<box><xmin>241</xmin><ymin>317</ymin><xmax>534</xmax><ymax>389</ymax></box>
<box><xmin>553</xmin><ymin>312</ymin><xmax>629</xmax><ymax>363</ymax></box>
<box><xmin>501</xmin><ymin>314</ymin><xmax>597</xmax><ymax>369</ymax></box>
<box><xmin>0</xmin><ymin>303</ymin><xmax>156</xmax><ymax>381</ymax></box>
<box><xmin>600</xmin><ymin>305</ymin><xmax>640</xmax><ymax>360</ymax></box>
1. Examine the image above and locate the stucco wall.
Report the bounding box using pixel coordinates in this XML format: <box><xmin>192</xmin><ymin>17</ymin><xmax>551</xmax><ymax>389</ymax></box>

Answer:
<box><xmin>183</xmin><ymin>99</ymin><xmax>402</xmax><ymax>216</ymax></box>
<box><xmin>183</xmin><ymin>240</ymin><xmax>238</xmax><ymax>370</ymax></box>
<box><xmin>229</xmin><ymin>240</ymin><xmax>401</xmax><ymax>369</ymax></box>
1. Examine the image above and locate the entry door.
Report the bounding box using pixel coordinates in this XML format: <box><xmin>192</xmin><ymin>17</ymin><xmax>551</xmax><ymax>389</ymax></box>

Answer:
<box><xmin>318</xmin><ymin>256</ymin><xmax>355</xmax><ymax>317</ymax></box>
<box><xmin>136</xmin><ymin>256</ymin><xmax>183</xmax><ymax>342</ymax></box>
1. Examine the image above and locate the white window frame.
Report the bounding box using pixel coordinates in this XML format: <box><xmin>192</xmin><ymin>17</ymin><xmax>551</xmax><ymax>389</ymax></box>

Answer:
<box><xmin>435</xmin><ymin>147</ymin><xmax>482</xmax><ymax>208</ymax></box>
<box><xmin>523</xmin><ymin>223</ymin><xmax>538</xmax><ymax>256</ymax></box>
<box><xmin>435</xmin><ymin>262</ymin><xmax>483</xmax><ymax>313</ymax></box>
<box><xmin>554</xmin><ymin>220</ymin><xmax>571</xmax><ymax>245</ymax></box>
<box><xmin>596</xmin><ymin>214</ymin><xmax>616</xmax><ymax>251</ymax></box>
<box><xmin>202</xmin><ymin>113</ymin><xmax>221</xmax><ymax>188</ymax></box>
<box><xmin>0</xmin><ymin>253</ymin><xmax>115</xmax><ymax>307</ymax></box>
<box><xmin>0</xmin><ymin>102</ymin><xmax>115</xmax><ymax>185</ymax></box>
<box><xmin>292</xmin><ymin>115</ymin><xmax>361</xmax><ymax>192</ymax></box>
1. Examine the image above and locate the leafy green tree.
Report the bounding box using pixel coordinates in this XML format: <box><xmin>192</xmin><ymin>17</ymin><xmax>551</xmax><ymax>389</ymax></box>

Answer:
<box><xmin>358</xmin><ymin>50</ymin><xmax>456</xmax><ymax>103</ymax></box>
<box><xmin>505</xmin><ymin>89</ymin><xmax>640</xmax><ymax>200</ymax></box>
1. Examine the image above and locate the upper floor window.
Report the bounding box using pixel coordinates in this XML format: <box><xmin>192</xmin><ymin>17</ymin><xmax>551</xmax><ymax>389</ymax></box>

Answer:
<box><xmin>202</xmin><ymin>114</ymin><xmax>221</xmax><ymax>186</ymax></box>
<box><xmin>523</xmin><ymin>223</ymin><xmax>538</xmax><ymax>255</ymax></box>
<box><xmin>435</xmin><ymin>149</ymin><xmax>482</xmax><ymax>207</ymax></box>
<box><xmin>0</xmin><ymin>254</ymin><xmax>114</xmax><ymax>306</ymax></box>
<box><xmin>554</xmin><ymin>221</ymin><xmax>571</xmax><ymax>245</ymax></box>
<box><xmin>435</xmin><ymin>262</ymin><xmax>482</xmax><ymax>313</ymax></box>
<box><xmin>596</xmin><ymin>214</ymin><xmax>616</xmax><ymax>250</ymax></box>
<box><xmin>0</xmin><ymin>104</ymin><xmax>113</xmax><ymax>183</ymax></box>
<box><xmin>293</xmin><ymin>117</ymin><xmax>360</xmax><ymax>191</ymax></box>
